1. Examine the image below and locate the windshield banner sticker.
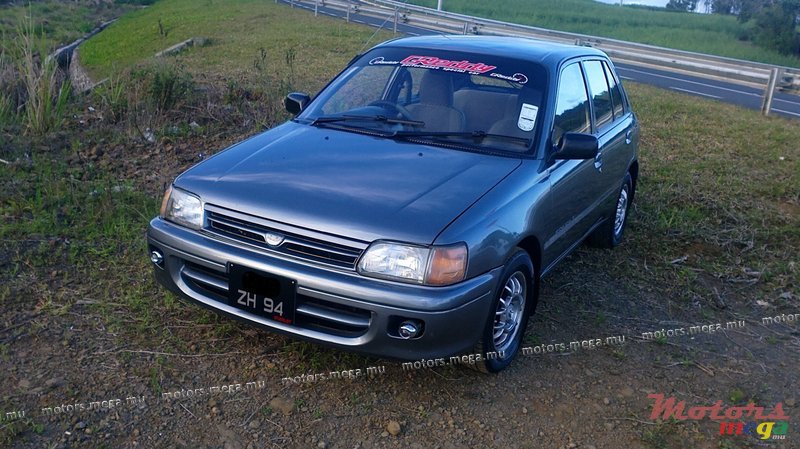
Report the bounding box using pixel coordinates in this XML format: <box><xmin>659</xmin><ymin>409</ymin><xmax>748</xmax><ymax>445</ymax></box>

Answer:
<box><xmin>369</xmin><ymin>56</ymin><xmax>401</xmax><ymax>66</ymax></box>
<box><xmin>399</xmin><ymin>55</ymin><xmax>496</xmax><ymax>74</ymax></box>
<box><xmin>369</xmin><ymin>55</ymin><xmax>497</xmax><ymax>74</ymax></box>
<box><xmin>368</xmin><ymin>55</ymin><xmax>528</xmax><ymax>83</ymax></box>
<box><xmin>518</xmin><ymin>103</ymin><xmax>538</xmax><ymax>132</ymax></box>
<box><xmin>490</xmin><ymin>72</ymin><xmax>528</xmax><ymax>84</ymax></box>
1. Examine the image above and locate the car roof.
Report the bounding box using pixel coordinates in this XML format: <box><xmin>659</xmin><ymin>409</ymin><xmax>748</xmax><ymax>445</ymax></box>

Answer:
<box><xmin>373</xmin><ymin>35</ymin><xmax>607</xmax><ymax>67</ymax></box>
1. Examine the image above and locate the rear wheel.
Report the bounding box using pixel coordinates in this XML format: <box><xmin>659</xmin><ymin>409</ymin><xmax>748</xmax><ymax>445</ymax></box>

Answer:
<box><xmin>588</xmin><ymin>172</ymin><xmax>633</xmax><ymax>248</ymax></box>
<box><xmin>472</xmin><ymin>249</ymin><xmax>534</xmax><ymax>373</ymax></box>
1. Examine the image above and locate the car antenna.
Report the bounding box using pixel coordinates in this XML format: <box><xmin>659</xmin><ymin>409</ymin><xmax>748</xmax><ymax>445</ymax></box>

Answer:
<box><xmin>357</xmin><ymin>0</ymin><xmax>414</xmax><ymax>54</ymax></box>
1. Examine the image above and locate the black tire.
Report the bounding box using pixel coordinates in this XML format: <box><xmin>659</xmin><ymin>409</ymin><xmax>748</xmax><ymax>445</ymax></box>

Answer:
<box><xmin>588</xmin><ymin>172</ymin><xmax>633</xmax><ymax>249</ymax></box>
<box><xmin>471</xmin><ymin>249</ymin><xmax>535</xmax><ymax>373</ymax></box>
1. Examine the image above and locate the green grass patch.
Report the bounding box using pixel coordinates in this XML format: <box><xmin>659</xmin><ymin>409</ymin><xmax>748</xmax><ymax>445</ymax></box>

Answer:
<box><xmin>80</xmin><ymin>0</ymin><xmax>394</xmax><ymax>87</ymax></box>
<box><xmin>0</xmin><ymin>1</ymin><xmax>140</xmax><ymax>51</ymax></box>
<box><xmin>0</xmin><ymin>157</ymin><xmax>155</xmax><ymax>244</ymax></box>
<box><xmin>620</xmin><ymin>82</ymin><xmax>799</xmax><ymax>300</ymax></box>
<box><xmin>408</xmin><ymin>0</ymin><xmax>800</xmax><ymax>67</ymax></box>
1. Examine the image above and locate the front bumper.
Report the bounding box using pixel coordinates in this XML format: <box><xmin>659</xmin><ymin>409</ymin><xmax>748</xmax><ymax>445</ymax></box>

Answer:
<box><xmin>147</xmin><ymin>218</ymin><xmax>501</xmax><ymax>360</ymax></box>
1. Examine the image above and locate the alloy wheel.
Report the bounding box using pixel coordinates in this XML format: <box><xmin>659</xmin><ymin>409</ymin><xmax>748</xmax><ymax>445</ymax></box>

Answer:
<box><xmin>493</xmin><ymin>271</ymin><xmax>527</xmax><ymax>355</ymax></box>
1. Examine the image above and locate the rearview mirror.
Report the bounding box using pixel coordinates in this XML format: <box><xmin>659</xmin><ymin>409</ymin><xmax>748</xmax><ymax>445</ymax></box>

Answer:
<box><xmin>284</xmin><ymin>92</ymin><xmax>311</xmax><ymax>115</ymax></box>
<box><xmin>554</xmin><ymin>132</ymin><xmax>599</xmax><ymax>160</ymax></box>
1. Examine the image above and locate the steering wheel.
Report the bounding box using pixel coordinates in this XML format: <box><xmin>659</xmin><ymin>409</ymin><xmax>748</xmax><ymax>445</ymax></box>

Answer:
<box><xmin>368</xmin><ymin>100</ymin><xmax>414</xmax><ymax>121</ymax></box>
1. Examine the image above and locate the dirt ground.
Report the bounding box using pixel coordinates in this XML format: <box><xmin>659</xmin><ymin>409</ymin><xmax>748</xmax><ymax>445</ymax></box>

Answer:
<box><xmin>2</xmin><ymin>262</ymin><xmax>799</xmax><ymax>449</ymax></box>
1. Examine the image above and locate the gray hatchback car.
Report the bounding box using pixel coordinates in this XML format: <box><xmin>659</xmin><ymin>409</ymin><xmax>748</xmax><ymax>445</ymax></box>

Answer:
<box><xmin>148</xmin><ymin>35</ymin><xmax>639</xmax><ymax>372</ymax></box>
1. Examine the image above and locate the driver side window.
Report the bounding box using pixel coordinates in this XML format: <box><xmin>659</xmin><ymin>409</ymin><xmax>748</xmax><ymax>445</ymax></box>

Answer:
<box><xmin>322</xmin><ymin>66</ymin><xmax>394</xmax><ymax>115</ymax></box>
<box><xmin>552</xmin><ymin>63</ymin><xmax>591</xmax><ymax>146</ymax></box>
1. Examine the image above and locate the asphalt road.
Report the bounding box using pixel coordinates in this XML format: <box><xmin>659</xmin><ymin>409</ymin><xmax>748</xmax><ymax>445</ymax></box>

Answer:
<box><xmin>281</xmin><ymin>0</ymin><xmax>800</xmax><ymax>119</ymax></box>
<box><xmin>615</xmin><ymin>63</ymin><xmax>800</xmax><ymax>118</ymax></box>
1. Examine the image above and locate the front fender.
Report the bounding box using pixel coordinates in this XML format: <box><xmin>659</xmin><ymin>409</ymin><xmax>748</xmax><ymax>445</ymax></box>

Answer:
<box><xmin>434</xmin><ymin>159</ymin><xmax>550</xmax><ymax>279</ymax></box>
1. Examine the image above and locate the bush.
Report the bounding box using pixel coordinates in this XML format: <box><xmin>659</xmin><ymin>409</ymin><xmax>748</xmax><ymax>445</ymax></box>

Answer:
<box><xmin>93</xmin><ymin>74</ymin><xmax>128</xmax><ymax>123</ymax></box>
<box><xmin>734</xmin><ymin>22</ymin><xmax>753</xmax><ymax>42</ymax></box>
<box><xmin>148</xmin><ymin>63</ymin><xmax>192</xmax><ymax>112</ymax></box>
<box><xmin>123</xmin><ymin>63</ymin><xmax>195</xmax><ymax>142</ymax></box>
<box><xmin>752</xmin><ymin>3</ymin><xmax>800</xmax><ymax>56</ymax></box>
<box><xmin>130</xmin><ymin>62</ymin><xmax>193</xmax><ymax>113</ymax></box>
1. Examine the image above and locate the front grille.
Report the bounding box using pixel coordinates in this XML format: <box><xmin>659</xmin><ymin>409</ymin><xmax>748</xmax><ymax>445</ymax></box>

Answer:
<box><xmin>178</xmin><ymin>259</ymin><xmax>371</xmax><ymax>337</ymax></box>
<box><xmin>204</xmin><ymin>207</ymin><xmax>365</xmax><ymax>270</ymax></box>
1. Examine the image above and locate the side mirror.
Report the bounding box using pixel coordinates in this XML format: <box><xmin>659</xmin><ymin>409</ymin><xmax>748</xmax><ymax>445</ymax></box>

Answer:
<box><xmin>554</xmin><ymin>132</ymin><xmax>599</xmax><ymax>160</ymax></box>
<box><xmin>284</xmin><ymin>92</ymin><xmax>310</xmax><ymax>115</ymax></box>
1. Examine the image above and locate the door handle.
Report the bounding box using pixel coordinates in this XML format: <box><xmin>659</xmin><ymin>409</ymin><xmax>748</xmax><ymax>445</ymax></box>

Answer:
<box><xmin>594</xmin><ymin>151</ymin><xmax>603</xmax><ymax>172</ymax></box>
<box><xmin>625</xmin><ymin>129</ymin><xmax>632</xmax><ymax>145</ymax></box>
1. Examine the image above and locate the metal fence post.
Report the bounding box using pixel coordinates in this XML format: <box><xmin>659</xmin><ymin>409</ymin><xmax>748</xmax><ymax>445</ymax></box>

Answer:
<box><xmin>290</xmin><ymin>0</ymin><xmax>294</xmax><ymax>7</ymax></box>
<box><xmin>346</xmin><ymin>0</ymin><xmax>350</xmax><ymax>22</ymax></box>
<box><xmin>463</xmin><ymin>22</ymin><xmax>469</xmax><ymax>35</ymax></box>
<box><xmin>761</xmin><ymin>68</ymin><xmax>779</xmax><ymax>116</ymax></box>
<box><xmin>394</xmin><ymin>8</ymin><xmax>398</xmax><ymax>34</ymax></box>
<box><xmin>314</xmin><ymin>0</ymin><xmax>318</xmax><ymax>16</ymax></box>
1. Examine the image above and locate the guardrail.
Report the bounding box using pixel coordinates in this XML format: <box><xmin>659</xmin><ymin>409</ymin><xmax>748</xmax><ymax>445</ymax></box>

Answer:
<box><xmin>285</xmin><ymin>0</ymin><xmax>799</xmax><ymax>115</ymax></box>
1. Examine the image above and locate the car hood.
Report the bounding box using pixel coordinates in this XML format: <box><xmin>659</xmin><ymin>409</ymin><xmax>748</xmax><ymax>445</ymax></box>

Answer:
<box><xmin>176</xmin><ymin>122</ymin><xmax>522</xmax><ymax>244</ymax></box>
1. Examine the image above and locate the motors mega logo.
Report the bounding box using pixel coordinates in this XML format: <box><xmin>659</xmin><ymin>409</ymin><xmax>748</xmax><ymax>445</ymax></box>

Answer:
<box><xmin>719</xmin><ymin>421</ymin><xmax>789</xmax><ymax>440</ymax></box>
<box><xmin>648</xmin><ymin>394</ymin><xmax>790</xmax><ymax>440</ymax></box>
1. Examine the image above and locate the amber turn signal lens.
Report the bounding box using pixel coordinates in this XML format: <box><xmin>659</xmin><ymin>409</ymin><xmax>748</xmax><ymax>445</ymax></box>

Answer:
<box><xmin>426</xmin><ymin>244</ymin><xmax>467</xmax><ymax>286</ymax></box>
<box><xmin>159</xmin><ymin>185</ymin><xmax>173</xmax><ymax>217</ymax></box>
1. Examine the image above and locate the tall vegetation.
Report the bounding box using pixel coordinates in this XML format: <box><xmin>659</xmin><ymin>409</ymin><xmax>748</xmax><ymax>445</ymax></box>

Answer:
<box><xmin>0</xmin><ymin>46</ymin><xmax>15</xmax><ymax>128</ymax></box>
<box><xmin>5</xmin><ymin>13</ymin><xmax>71</xmax><ymax>135</ymax></box>
<box><xmin>703</xmin><ymin>0</ymin><xmax>800</xmax><ymax>56</ymax></box>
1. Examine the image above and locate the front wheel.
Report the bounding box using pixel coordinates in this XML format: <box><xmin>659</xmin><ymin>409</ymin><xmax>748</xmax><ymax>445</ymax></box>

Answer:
<box><xmin>472</xmin><ymin>249</ymin><xmax>535</xmax><ymax>373</ymax></box>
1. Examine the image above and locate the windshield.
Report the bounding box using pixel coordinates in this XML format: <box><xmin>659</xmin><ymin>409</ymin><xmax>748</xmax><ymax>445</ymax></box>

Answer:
<box><xmin>297</xmin><ymin>47</ymin><xmax>548</xmax><ymax>154</ymax></box>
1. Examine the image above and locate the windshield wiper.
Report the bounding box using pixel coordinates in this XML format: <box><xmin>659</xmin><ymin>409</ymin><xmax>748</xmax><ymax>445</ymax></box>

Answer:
<box><xmin>311</xmin><ymin>114</ymin><xmax>425</xmax><ymax>127</ymax></box>
<box><xmin>393</xmin><ymin>130</ymin><xmax>532</xmax><ymax>147</ymax></box>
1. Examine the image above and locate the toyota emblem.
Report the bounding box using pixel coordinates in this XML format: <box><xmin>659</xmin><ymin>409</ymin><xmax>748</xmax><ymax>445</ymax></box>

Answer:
<box><xmin>264</xmin><ymin>232</ymin><xmax>284</xmax><ymax>246</ymax></box>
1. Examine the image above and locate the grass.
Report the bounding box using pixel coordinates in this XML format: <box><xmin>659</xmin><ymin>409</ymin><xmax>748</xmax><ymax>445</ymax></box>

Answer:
<box><xmin>0</xmin><ymin>132</ymin><xmax>164</xmax><ymax>345</ymax></box>
<box><xmin>80</xmin><ymin>0</ymin><xmax>394</xmax><ymax>85</ymax></box>
<box><xmin>0</xmin><ymin>1</ymin><xmax>142</xmax><ymax>52</ymax></box>
<box><xmin>621</xmin><ymin>82</ymin><xmax>799</xmax><ymax>302</ymax></box>
<box><xmin>408</xmin><ymin>0</ymin><xmax>800</xmax><ymax>68</ymax></box>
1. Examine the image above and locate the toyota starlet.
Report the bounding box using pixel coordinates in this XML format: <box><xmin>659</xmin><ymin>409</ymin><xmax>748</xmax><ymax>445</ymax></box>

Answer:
<box><xmin>147</xmin><ymin>35</ymin><xmax>640</xmax><ymax>372</ymax></box>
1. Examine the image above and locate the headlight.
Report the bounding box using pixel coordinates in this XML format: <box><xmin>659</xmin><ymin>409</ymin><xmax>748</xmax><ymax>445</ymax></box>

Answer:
<box><xmin>160</xmin><ymin>186</ymin><xmax>203</xmax><ymax>230</ymax></box>
<box><xmin>357</xmin><ymin>241</ymin><xmax>467</xmax><ymax>286</ymax></box>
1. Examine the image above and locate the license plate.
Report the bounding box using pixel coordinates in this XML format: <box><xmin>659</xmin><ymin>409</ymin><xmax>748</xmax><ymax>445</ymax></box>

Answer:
<box><xmin>227</xmin><ymin>263</ymin><xmax>296</xmax><ymax>325</ymax></box>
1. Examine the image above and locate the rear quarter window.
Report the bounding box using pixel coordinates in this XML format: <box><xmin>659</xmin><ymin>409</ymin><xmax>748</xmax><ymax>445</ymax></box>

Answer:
<box><xmin>584</xmin><ymin>60</ymin><xmax>614</xmax><ymax>131</ymax></box>
<box><xmin>603</xmin><ymin>61</ymin><xmax>625</xmax><ymax>118</ymax></box>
